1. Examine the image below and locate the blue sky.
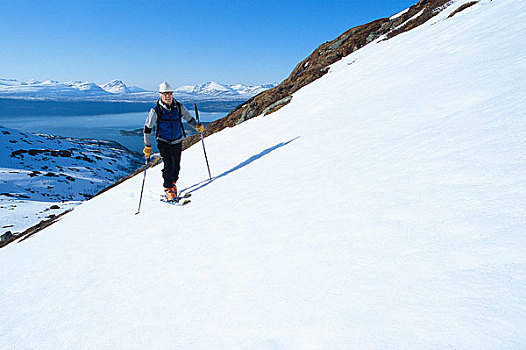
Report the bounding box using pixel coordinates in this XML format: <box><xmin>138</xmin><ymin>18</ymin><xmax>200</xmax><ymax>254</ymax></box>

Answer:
<box><xmin>0</xmin><ymin>0</ymin><xmax>416</xmax><ymax>90</ymax></box>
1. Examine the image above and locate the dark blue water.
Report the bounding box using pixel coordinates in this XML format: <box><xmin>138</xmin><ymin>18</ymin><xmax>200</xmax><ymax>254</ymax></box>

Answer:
<box><xmin>0</xmin><ymin>111</ymin><xmax>225</xmax><ymax>154</ymax></box>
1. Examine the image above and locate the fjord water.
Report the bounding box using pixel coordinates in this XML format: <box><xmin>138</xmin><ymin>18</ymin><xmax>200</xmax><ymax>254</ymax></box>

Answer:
<box><xmin>0</xmin><ymin>110</ymin><xmax>225</xmax><ymax>154</ymax></box>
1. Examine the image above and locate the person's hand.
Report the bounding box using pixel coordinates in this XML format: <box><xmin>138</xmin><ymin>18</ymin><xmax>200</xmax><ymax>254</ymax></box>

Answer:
<box><xmin>143</xmin><ymin>146</ymin><xmax>152</xmax><ymax>159</ymax></box>
<box><xmin>196</xmin><ymin>124</ymin><xmax>204</xmax><ymax>133</ymax></box>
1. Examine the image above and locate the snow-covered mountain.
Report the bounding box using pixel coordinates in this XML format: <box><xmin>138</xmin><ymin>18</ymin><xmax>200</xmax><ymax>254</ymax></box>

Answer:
<box><xmin>0</xmin><ymin>78</ymin><xmax>113</xmax><ymax>100</ymax></box>
<box><xmin>0</xmin><ymin>125</ymin><xmax>142</xmax><ymax>241</ymax></box>
<box><xmin>0</xmin><ymin>78</ymin><xmax>276</xmax><ymax>102</ymax></box>
<box><xmin>1</xmin><ymin>0</ymin><xmax>525</xmax><ymax>348</ymax></box>
<box><xmin>0</xmin><ymin>78</ymin><xmax>21</xmax><ymax>86</ymax></box>
<box><xmin>99</xmin><ymin>79</ymin><xmax>131</xmax><ymax>94</ymax></box>
<box><xmin>174</xmin><ymin>81</ymin><xmax>277</xmax><ymax>97</ymax></box>
<box><xmin>99</xmin><ymin>79</ymin><xmax>148</xmax><ymax>94</ymax></box>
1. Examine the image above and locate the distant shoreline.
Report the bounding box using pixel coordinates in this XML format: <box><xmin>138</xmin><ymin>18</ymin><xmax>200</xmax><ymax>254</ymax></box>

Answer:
<box><xmin>0</xmin><ymin>97</ymin><xmax>242</xmax><ymax>116</ymax></box>
<box><xmin>120</xmin><ymin>121</ymin><xmax>212</xmax><ymax>137</ymax></box>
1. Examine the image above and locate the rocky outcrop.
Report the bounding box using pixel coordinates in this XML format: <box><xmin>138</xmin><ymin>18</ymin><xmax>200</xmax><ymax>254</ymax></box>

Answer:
<box><xmin>182</xmin><ymin>0</ymin><xmax>457</xmax><ymax>151</ymax></box>
<box><xmin>0</xmin><ymin>209</ymin><xmax>73</xmax><ymax>248</ymax></box>
<box><xmin>448</xmin><ymin>1</ymin><xmax>478</xmax><ymax>18</ymax></box>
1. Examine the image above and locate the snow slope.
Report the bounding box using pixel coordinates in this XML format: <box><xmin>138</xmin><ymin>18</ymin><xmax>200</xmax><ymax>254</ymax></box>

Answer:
<box><xmin>1</xmin><ymin>0</ymin><xmax>525</xmax><ymax>348</ymax></box>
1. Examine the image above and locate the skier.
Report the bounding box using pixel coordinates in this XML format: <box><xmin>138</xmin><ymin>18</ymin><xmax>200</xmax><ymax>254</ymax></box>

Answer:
<box><xmin>142</xmin><ymin>82</ymin><xmax>204</xmax><ymax>201</ymax></box>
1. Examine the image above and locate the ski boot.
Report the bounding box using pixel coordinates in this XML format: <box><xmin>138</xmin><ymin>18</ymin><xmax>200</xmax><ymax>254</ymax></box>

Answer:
<box><xmin>164</xmin><ymin>186</ymin><xmax>177</xmax><ymax>202</ymax></box>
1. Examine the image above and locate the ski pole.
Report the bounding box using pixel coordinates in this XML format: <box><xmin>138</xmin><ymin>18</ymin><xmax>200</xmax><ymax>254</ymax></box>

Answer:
<box><xmin>135</xmin><ymin>157</ymin><xmax>149</xmax><ymax>215</ymax></box>
<box><xmin>195</xmin><ymin>103</ymin><xmax>212</xmax><ymax>180</ymax></box>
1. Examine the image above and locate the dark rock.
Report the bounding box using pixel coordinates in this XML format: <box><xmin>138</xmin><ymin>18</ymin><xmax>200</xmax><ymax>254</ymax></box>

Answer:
<box><xmin>74</xmin><ymin>154</ymin><xmax>93</xmax><ymax>162</ymax></box>
<box><xmin>1</xmin><ymin>231</ymin><xmax>13</xmax><ymax>242</ymax></box>
<box><xmin>11</xmin><ymin>149</ymin><xmax>73</xmax><ymax>159</ymax></box>
<box><xmin>448</xmin><ymin>1</ymin><xmax>478</xmax><ymax>18</ymax></box>
<box><xmin>27</xmin><ymin>171</ymin><xmax>42</xmax><ymax>178</ymax></box>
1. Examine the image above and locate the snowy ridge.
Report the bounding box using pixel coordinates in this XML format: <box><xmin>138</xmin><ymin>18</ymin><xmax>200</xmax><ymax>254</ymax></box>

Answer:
<box><xmin>0</xmin><ymin>78</ymin><xmax>113</xmax><ymax>100</ymax></box>
<box><xmin>0</xmin><ymin>0</ymin><xmax>525</xmax><ymax>347</ymax></box>
<box><xmin>390</xmin><ymin>7</ymin><xmax>410</xmax><ymax>20</ymax></box>
<box><xmin>174</xmin><ymin>81</ymin><xmax>277</xmax><ymax>97</ymax></box>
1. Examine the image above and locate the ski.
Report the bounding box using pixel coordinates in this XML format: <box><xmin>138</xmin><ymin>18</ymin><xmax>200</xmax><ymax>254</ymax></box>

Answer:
<box><xmin>160</xmin><ymin>192</ymin><xmax>192</xmax><ymax>206</ymax></box>
<box><xmin>160</xmin><ymin>198</ymin><xmax>191</xmax><ymax>206</ymax></box>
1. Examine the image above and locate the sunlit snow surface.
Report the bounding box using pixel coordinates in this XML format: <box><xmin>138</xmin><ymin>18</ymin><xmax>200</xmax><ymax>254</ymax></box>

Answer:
<box><xmin>1</xmin><ymin>0</ymin><xmax>525</xmax><ymax>348</ymax></box>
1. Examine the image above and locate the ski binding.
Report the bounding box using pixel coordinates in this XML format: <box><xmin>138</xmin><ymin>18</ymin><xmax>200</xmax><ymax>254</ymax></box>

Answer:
<box><xmin>160</xmin><ymin>192</ymin><xmax>191</xmax><ymax>206</ymax></box>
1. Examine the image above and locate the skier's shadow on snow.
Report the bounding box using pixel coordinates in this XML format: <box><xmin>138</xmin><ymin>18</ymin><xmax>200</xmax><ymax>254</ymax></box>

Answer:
<box><xmin>180</xmin><ymin>137</ymin><xmax>299</xmax><ymax>195</ymax></box>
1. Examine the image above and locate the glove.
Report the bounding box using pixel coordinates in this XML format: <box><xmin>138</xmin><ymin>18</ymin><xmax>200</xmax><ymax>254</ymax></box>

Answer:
<box><xmin>143</xmin><ymin>146</ymin><xmax>152</xmax><ymax>159</ymax></box>
<box><xmin>196</xmin><ymin>124</ymin><xmax>205</xmax><ymax>133</ymax></box>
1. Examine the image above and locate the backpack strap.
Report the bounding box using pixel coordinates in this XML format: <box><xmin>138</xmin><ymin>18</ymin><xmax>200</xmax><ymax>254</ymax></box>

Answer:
<box><xmin>154</xmin><ymin>102</ymin><xmax>162</xmax><ymax>138</ymax></box>
<box><xmin>175</xmin><ymin>100</ymin><xmax>187</xmax><ymax>138</ymax></box>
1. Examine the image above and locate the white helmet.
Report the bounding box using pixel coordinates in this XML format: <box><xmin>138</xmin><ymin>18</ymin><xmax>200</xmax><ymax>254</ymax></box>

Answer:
<box><xmin>159</xmin><ymin>81</ymin><xmax>173</xmax><ymax>93</ymax></box>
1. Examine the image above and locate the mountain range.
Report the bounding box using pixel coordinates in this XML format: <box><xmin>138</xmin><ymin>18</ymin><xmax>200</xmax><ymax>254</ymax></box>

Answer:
<box><xmin>174</xmin><ymin>81</ymin><xmax>277</xmax><ymax>97</ymax></box>
<box><xmin>0</xmin><ymin>78</ymin><xmax>277</xmax><ymax>102</ymax></box>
